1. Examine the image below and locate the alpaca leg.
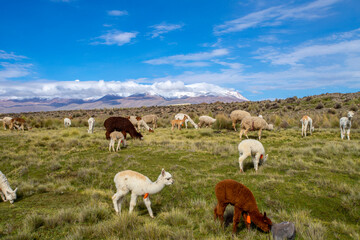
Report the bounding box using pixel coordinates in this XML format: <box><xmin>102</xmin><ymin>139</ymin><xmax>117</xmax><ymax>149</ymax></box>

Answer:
<box><xmin>242</xmin><ymin>212</ymin><xmax>251</xmax><ymax>231</ymax></box>
<box><xmin>253</xmin><ymin>154</ymin><xmax>260</xmax><ymax>172</ymax></box>
<box><xmin>109</xmin><ymin>139</ymin><xmax>113</xmax><ymax>152</ymax></box>
<box><xmin>239</xmin><ymin>152</ymin><xmax>249</xmax><ymax>173</ymax></box>
<box><xmin>301</xmin><ymin>124</ymin><xmax>304</xmax><ymax>137</ymax></box>
<box><xmin>185</xmin><ymin>120</ymin><xmax>188</xmax><ymax>129</ymax></box>
<box><xmin>122</xmin><ymin>139</ymin><xmax>127</xmax><ymax>147</ymax></box>
<box><xmin>304</xmin><ymin>122</ymin><xmax>308</xmax><ymax>137</ymax></box>
<box><xmin>116</xmin><ymin>139</ymin><xmax>121</xmax><ymax>151</ymax></box>
<box><xmin>233</xmin><ymin>121</ymin><xmax>237</xmax><ymax>131</ymax></box>
<box><xmin>129</xmin><ymin>193</ymin><xmax>138</xmax><ymax>213</ymax></box>
<box><xmin>239</xmin><ymin>129</ymin><xmax>244</xmax><ymax>139</ymax></box>
<box><xmin>0</xmin><ymin>191</ymin><xmax>6</xmax><ymax>202</ymax></box>
<box><xmin>340</xmin><ymin>126</ymin><xmax>344</xmax><ymax>139</ymax></box>
<box><xmin>258</xmin><ymin>129</ymin><xmax>262</xmax><ymax>140</ymax></box>
<box><xmin>347</xmin><ymin>129</ymin><xmax>350</xmax><ymax>140</ymax></box>
<box><xmin>214</xmin><ymin>202</ymin><xmax>227</xmax><ymax>225</ymax></box>
<box><xmin>232</xmin><ymin>207</ymin><xmax>241</xmax><ymax>233</ymax></box>
<box><xmin>244</xmin><ymin>128</ymin><xmax>249</xmax><ymax>139</ymax></box>
<box><xmin>143</xmin><ymin>197</ymin><xmax>154</xmax><ymax>218</ymax></box>
<box><xmin>112</xmin><ymin>190</ymin><xmax>128</xmax><ymax>214</ymax></box>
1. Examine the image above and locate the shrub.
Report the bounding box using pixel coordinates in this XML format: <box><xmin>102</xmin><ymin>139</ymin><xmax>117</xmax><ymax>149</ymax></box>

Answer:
<box><xmin>350</xmin><ymin>105</ymin><xmax>358</xmax><ymax>112</ymax></box>
<box><xmin>315</xmin><ymin>103</ymin><xmax>324</xmax><ymax>109</ymax></box>
<box><xmin>213</xmin><ymin>114</ymin><xmax>232</xmax><ymax>130</ymax></box>
<box><xmin>334</xmin><ymin>103</ymin><xmax>342</xmax><ymax>109</ymax></box>
<box><xmin>328</xmin><ymin>108</ymin><xmax>336</xmax><ymax>114</ymax></box>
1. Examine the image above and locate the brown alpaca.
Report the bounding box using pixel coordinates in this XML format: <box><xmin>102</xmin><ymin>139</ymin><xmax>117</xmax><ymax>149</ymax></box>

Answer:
<box><xmin>171</xmin><ymin>116</ymin><xmax>187</xmax><ymax>131</ymax></box>
<box><xmin>104</xmin><ymin>117</ymin><xmax>143</xmax><ymax>140</ymax></box>
<box><xmin>10</xmin><ymin>118</ymin><xmax>30</xmax><ymax>131</ymax></box>
<box><xmin>214</xmin><ymin>179</ymin><xmax>272</xmax><ymax>234</ymax></box>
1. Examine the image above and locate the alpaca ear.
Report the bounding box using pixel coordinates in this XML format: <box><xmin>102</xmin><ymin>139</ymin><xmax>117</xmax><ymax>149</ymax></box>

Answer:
<box><xmin>264</xmin><ymin>212</ymin><xmax>267</xmax><ymax>217</ymax></box>
<box><xmin>161</xmin><ymin>168</ymin><xmax>165</xmax><ymax>176</ymax></box>
<box><xmin>14</xmin><ymin>188</ymin><xmax>18</xmax><ymax>193</ymax></box>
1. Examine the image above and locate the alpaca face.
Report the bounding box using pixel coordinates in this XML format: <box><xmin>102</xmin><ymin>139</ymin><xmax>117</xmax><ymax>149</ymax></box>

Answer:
<box><xmin>348</xmin><ymin>111</ymin><xmax>354</xmax><ymax>119</ymax></box>
<box><xmin>259</xmin><ymin>212</ymin><xmax>272</xmax><ymax>232</ymax></box>
<box><xmin>6</xmin><ymin>188</ymin><xmax>17</xmax><ymax>204</ymax></box>
<box><xmin>159</xmin><ymin>169</ymin><xmax>174</xmax><ymax>185</ymax></box>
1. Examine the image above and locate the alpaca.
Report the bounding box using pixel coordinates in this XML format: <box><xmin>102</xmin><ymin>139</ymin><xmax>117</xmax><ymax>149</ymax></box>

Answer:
<box><xmin>64</xmin><ymin>118</ymin><xmax>71</xmax><ymax>128</ymax></box>
<box><xmin>109</xmin><ymin>131</ymin><xmax>126</xmax><ymax>152</ymax></box>
<box><xmin>300</xmin><ymin>115</ymin><xmax>314</xmax><ymax>137</ymax></box>
<box><xmin>10</xmin><ymin>117</ymin><xmax>30</xmax><ymax>131</ymax></box>
<box><xmin>340</xmin><ymin>111</ymin><xmax>354</xmax><ymax>140</ymax></box>
<box><xmin>112</xmin><ymin>169</ymin><xmax>174</xmax><ymax>218</ymax></box>
<box><xmin>171</xmin><ymin>115</ymin><xmax>188</xmax><ymax>131</ymax></box>
<box><xmin>88</xmin><ymin>117</ymin><xmax>95</xmax><ymax>134</ymax></box>
<box><xmin>214</xmin><ymin>179</ymin><xmax>272</xmax><ymax>234</ymax></box>
<box><xmin>175</xmin><ymin>113</ymin><xmax>198</xmax><ymax>129</ymax></box>
<box><xmin>128</xmin><ymin>116</ymin><xmax>154</xmax><ymax>133</ymax></box>
<box><xmin>104</xmin><ymin>117</ymin><xmax>143</xmax><ymax>140</ymax></box>
<box><xmin>230</xmin><ymin>110</ymin><xmax>251</xmax><ymax>131</ymax></box>
<box><xmin>198</xmin><ymin>116</ymin><xmax>216</xmax><ymax>128</ymax></box>
<box><xmin>1</xmin><ymin>117</ymin><xmax>12</xmax><ymax>130</ymax></box>
<box><xmin>238</xmin><ymin>139</ymin><xmax>268</xmax><ymax>173</ymax></box>
<box><xmin>240</xmin><ymin>116</ymin><xmax>273</xmax><ymax>140</ymax></box>
<box><xmin>0</xmin><ymin>171</ymin><xmax>17</xmax><ymax>204</ymax></box>
<box><xmin>142</xmin><ymin>114</ymin><xmax>158</xmax><ymax>129</ymax></box>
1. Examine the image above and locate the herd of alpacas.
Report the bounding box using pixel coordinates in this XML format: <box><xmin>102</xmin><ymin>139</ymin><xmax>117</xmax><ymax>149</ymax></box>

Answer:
<box><xmin>0</xmin><ymin>109</ymin><xmax>356</xmax><ymax>239</ymax></box>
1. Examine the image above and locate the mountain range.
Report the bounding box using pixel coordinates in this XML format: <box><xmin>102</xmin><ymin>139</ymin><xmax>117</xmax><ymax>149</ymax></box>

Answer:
<box><xmin>0</xmin><ymin>91</ymin><xmax>248</xmax><ymax>113</ymax></box>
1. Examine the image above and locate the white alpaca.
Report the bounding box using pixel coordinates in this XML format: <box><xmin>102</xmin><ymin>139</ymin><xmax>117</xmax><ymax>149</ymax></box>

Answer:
<box><xmin>1</xmin><ymin>117</ymin><xmax>13</xmax><ymax>130</ymax></box>
<box><xmin>300</xmin><ymin>115</ymin><xmax>314</xmax><ymax>137</ymax></box>
<box><xmin>238</xmin><ymin>139</ymin><xmax>268</xmax><ymax>173</ymax></box>
<box><xmin>88</xmin><ymin>117</ymin><xmax>95</xmax><ymax>134</ymax></box>
<box><xmin>0</xmin><ymin>171</ymin><xmax>17</xmax><ymax>204</ymax></box>
<box><xmin>198</xmin><ymin>115</ymin><xmax>216</xmax><ymax>128</ymax></box>
<box><xmin>340</xmin><ymin>111</ymin><xmax>354</xmax><ymax>140</ymax></box>
<box><xmin>112</xmin><ymin>169</ymin><xmax>174</xmax><ymax>218</ymax></box>
<box><xmin>109</xmin><ymin>131</ymin><xmax>126</xmax><ymax>152</ymax></box>
<box><xmin>64</xmin><ymin>118</ymin><xmax>71</xmax><ymax>128</ymax></box>
<box><xmin>175</xmin><ymin>113</ymin><xmax>198</xmax><ymax>129</ymax></box>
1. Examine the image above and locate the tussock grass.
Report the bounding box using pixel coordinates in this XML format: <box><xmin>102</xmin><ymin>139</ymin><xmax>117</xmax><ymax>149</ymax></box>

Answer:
<box><xmin>0</xmin><ymin>126</ymin><xmax>359</xmax><ymax>239</ymax></box>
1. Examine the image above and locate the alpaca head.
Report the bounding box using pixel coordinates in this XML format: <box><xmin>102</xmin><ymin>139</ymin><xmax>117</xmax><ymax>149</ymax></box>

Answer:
<box><xmin>348</xmin><ymin>111</ymin><xmax>354</xmax><ymax>119</ymax></box>
<box><xmin>149</xmin><ymin>128</ymin><xmax>154</xmax><ymax>133</ymax></box>
<box><xmin>5</xmin><ymin>188</ymin><xmax>17</xmax><ymax>204</ymax></box>
<box><xmin>260</xmin><ymin>154</ymin><xmax>268</xmax><ymax>164</ymax></box>
<box><xmin>311</xmin><ymin>126</ymin><xmax>315</xmax><ymax>132</ymax></box>
<box><xmin>136</xmin><ymin>116</ymin><xmax>142</xmax><ymax>121</ymax></box>
<box><xmin>157</xmin><ymin>169</ymin><xmax>174</xmax><ymax>185</ymax></box>
<box><xmin>258</xmin><ymin>212</ymin><xmax>272</xmax><ymax>232</ymax></box>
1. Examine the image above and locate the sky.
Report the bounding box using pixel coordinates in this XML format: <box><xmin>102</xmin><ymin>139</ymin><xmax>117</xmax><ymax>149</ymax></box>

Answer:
<box><xmin>0</xmin><ymin>0</ymin><xmax>359</xmax><ymax>101</ymax></box>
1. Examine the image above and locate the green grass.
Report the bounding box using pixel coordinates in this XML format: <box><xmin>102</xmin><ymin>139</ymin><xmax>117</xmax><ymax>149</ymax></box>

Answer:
<box><xmin>0</xmin><ymin>127</ymin><xmax>359</xmax><ymax>239</ymax></box>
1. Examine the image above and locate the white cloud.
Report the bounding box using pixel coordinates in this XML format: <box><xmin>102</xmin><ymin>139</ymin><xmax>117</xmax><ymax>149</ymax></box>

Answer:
<box><xmin>148</xmin><ymin>23</ymin><xmax>184</xmax><ymax>38</ymax></box>
<box><xmin>0</xmin><ymin>63</ymin><xmax>32</xmax><ymax>81</ymax></box>
<box><xmin>256</xmin><ymin>39</ymin><xmax>360</xmax><ymax>65</ymax></box>
<box><xmin>0</xmin><ymin>80</ymin><xmax>246</xmax><ymax>100</ymax></box>
<box><xmin>107</xmin><ymin>10</ymin><xmax>128</xmax><ymax>16</ymax></box>
<box><xmin>0</xmin><ymin>50</ymin><xmax>27</xmax><ymax>60</ymax></box>
<box><xmin>93</xmin><ymin>30</ymin><xmax>138</xmax><ymax>46</ymax></box>
<box><xmin>144</xmin><ymin>49</ymin><xmax>229</xmax><ymax>67</ymax></box>
<box><xmin>214</xmin><ymin>0</ymin><xmax>340</xmax><ymax>34</ymax></box>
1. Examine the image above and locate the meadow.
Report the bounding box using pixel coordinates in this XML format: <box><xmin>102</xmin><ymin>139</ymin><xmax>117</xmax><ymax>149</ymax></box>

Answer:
<box><xmin>0</xmin><ymin>123</ymin><xmax>359</xmax><ymax>240</ymax></box>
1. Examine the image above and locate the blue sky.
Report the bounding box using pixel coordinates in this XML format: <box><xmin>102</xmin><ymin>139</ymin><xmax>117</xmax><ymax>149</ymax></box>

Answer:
<box><xmin>0</xmin><ymin>0</ymin><xmax>359</xmax><ymax>101</ymax></box>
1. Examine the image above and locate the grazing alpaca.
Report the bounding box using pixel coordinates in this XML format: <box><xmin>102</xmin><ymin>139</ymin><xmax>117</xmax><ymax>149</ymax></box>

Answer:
<box><xmin>112</xmin><ymin>169</ymin><xmax>174</xmax><ymax>218</ymax></box>
<box><xmin>300</xmin><ymin>115</ymin><xmax>314</xmax><ymax>137</ymax></box>
<box><xmin>109</xmin><ymin>131</ymin><xmax>126</xmax><ymax>152</ymax></box>
<box><xmin>0</xmin><ymin>171</ymin><xmax>17</xmax><ymax>204</ymax></box>
<box><xmin>214</xmin><ymin>179</ymin><xmax>272</xmax><ymax>234</ymax></box>
<box><xmin>240</xmin><ymin>116</ymin><xmax>273</xmax><ymax>140</ymax></box>
<box><xmin>198</xmin><ymin>115</ymin><xmax>216</xmax><ymax>128</ymax></box>
<box><xmin>340</xmin><ymin>111</ymin><xmax>354</xmax><ymax>140</ymax></box>
<box><xmin>104</xmin><ymin>117</ymin><xmax>143</xmax><ymax>140</ymax></box>
<box><xmin>142</xmin><ymin>114</ymin><xmax>158</xmax><ymax>129</ymax></box>
<box><xmin>88</xmin><ymin>117</ymin><xmax>95</xmax><ymax>134</ymax></box>
<box><xmin>230</xmin><ymin>110</ymin><xmax>251</xmax><ymax>131</ymax></box>
<box><xmin>127</xmin><ymin>116</ymin><xmax>154</xmax><ymax>133</ymax></box>
<box><xmin>175</xmin><ymin>113</ymin><xmax>198</xmax><ymax>129</ymax></box>
<box><xmin>10</xmin><ymin>117</ymin><xmax>30</xmax><ymax>131</ymax></box>
<box><xmin>1</xmin><ymin>117</ymin><xmax>12</xmax><ymax>130</ymax></box>
<box><xmin>171</xmin><ymin>115</ymin><xmax>188</xmax><ymax>131</ymax></box>
<box><xmin>238</xmin><ymin>139</ymin><xmax>268</xmax><ymax>173</ymax></box>
<box><xmin>64</xmin><ymin>118</ymin><xmax>71</xmax><ymax>128</ymax></box>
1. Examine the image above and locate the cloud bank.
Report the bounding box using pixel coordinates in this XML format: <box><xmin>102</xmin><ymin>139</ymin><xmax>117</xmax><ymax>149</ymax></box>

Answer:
<box><xmin>0</xmin><ymin>80</ymin><xmax>246</xmax><ymax>100</ymax></box>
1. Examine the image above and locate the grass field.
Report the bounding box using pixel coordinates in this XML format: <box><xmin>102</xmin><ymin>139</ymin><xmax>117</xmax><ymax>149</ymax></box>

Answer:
<box><xmin>0</xmin><ymin>126</ymin><xmax>359</xmax><ymax>239</ymax></box>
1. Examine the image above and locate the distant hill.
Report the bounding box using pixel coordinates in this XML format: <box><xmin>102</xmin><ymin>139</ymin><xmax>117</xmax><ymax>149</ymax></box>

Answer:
<box><xmin>0</xmin><ymin>91</ymin><xmax>248</xmax><ymax>113</ymax></box>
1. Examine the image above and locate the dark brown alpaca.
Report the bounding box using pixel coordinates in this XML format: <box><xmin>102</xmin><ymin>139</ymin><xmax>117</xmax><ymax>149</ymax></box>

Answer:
<box><xmin>104</xmin><ymin>117</ymin><xmax>143</xmax><ymax>140</ymax></box>
<box><xmin>214</xmin><ymin>179</ymin><xmax>272</xmax><ymax>234</ymax></box>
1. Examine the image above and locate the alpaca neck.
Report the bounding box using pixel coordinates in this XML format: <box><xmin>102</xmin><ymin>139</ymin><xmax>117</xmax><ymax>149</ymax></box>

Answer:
<box><xmin>146</xmin><ymin>180</ymin><xmax>165</xmax><ymax>195</ymax></box>
<box><xmin>248</xmin><ymin>209</ymin><xmax>263</xmax><ymax>224</ymax></box>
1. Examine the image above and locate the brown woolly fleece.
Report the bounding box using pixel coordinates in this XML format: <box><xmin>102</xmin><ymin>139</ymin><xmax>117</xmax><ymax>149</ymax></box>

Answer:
<box><xmin>104</xmin><ymin>117</ymin><xmax>143</xmax><ymax>140</ymax></box>
<box><xmin>214</xmin><ymin>179</ymin><xmax>272</xmax><ymax>234</ymax></box>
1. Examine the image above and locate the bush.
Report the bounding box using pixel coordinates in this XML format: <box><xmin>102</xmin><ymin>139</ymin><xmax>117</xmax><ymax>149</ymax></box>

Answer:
<box><xmin>328</xmin><ymin>108</ymin><xmax>336</xmax><ymax>114</ymax></box>
<box><xmin>213</xmin><ymin>114</ymin><xmax>232</xmax><ymax>130</ymax></box>
<box><xmin>334</xmin><ymin>103</ymin><xmax>342</xmax><ymax>109</ymax></box>
<box><xmin>350</xmin><ymin>105</ymin><xmax>358</xmax><ymax>112</ymax></box>
<box><xmin>315</xmin><ymin>103</ymin><xmax>324</xmax><ymax>109</ymax></box>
